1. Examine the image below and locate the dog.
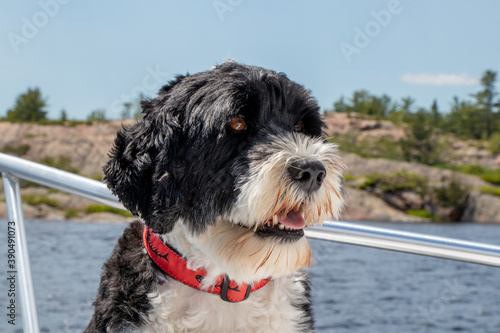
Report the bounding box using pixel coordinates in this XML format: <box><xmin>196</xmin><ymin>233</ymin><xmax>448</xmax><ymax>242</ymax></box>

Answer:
<box><xmin>85</xmin><ymin>62</ymin><xmax>345</xmax><ymax>333</ymax></box>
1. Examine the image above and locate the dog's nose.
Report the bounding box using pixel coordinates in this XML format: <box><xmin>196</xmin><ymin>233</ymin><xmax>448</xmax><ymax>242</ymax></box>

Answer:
<box><xmin>288</xmin><ymin>160</ymin><xmax>326</xmax><ymax>193</ymax></box>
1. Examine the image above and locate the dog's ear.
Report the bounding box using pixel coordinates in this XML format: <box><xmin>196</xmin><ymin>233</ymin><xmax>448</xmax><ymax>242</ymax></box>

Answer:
<box><xmin>103</xmin><ymin>95</ymin><xmax>184</xmax><ymax>234</ymax></box>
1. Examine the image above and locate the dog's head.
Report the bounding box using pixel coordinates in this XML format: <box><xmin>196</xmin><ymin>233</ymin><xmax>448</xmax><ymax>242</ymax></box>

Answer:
<box><xmin>104</xmin><ymin>62</ymin><xmax>345</xmax><ymax>281</ymax></box>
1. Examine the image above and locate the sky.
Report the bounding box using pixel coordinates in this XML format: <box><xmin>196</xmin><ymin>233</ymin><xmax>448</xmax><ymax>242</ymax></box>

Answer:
<box><xmin>1</xmin><ymin>0</ymin><xmax>499</xmax><ymax>120</ymax></box>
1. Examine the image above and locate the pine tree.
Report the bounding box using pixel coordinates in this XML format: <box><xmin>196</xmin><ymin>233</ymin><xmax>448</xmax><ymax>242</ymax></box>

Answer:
<box><xmin>474</xmin><ymin>70</ymin><xmax>498</xmax><ymax>138</ymax></box>
<box><xmin>430</xmin><ymin>99</ymin><xmax>441</xmax><ymax>127</ymax></box>
<box><xmin>7</xmin><ymin>87</ymin><xmax>48</xmax><ymax>122</ymax></box>
<box><xmin>60</xmin><ymin>109</ymin><xmax>68</xmax><ymax>122</ymax></box>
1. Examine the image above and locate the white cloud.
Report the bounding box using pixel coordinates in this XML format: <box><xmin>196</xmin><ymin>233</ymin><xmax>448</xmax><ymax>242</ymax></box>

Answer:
<box><xmin>401</xmin><ymin>73</ymin><xmax>479</xmax><ymax>86</ymax></box>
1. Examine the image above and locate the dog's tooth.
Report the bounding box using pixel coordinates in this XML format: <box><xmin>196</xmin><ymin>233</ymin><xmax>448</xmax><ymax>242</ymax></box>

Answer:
<box><xmin>273</xmin><ymin>215</ymin><xmax>278</xmax><ymax>226</ymax></box>
<box><xmin>279</xmin><ymin>224</ymin><xmax>285</xmax><ymax>230</ymax></box>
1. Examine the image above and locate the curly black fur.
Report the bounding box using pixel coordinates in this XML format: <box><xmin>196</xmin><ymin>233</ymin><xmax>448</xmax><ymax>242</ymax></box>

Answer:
<box><xmin>103</xmin><ymin>62</ymin><xmax>324</xmax><ymax>235</ymax></box>
<box><xmin>84</xmin><ymin>221</ymin><xmax>159</xmax><ymax>332</ymax></box>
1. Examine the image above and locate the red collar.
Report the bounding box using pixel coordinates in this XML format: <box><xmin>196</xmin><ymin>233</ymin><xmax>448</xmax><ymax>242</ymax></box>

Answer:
<box><xmin>143</xmin><ymin>226</ymin><xmax>271</xmax><ymax>303</ymax></box>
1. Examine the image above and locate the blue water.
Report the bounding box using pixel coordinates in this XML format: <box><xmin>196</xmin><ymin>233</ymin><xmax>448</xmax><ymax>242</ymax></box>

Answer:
<box><xmin>1</xmin><ymin>219</ymin><xmax>499</xmax><ymax>333</ymax></box>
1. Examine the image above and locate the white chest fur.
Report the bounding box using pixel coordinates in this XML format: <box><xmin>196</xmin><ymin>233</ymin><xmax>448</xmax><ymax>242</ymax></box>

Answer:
<box><xmin>137</xmin><ymin>275</ymin><xmax>312</xmax><ymax>333</ymax></box>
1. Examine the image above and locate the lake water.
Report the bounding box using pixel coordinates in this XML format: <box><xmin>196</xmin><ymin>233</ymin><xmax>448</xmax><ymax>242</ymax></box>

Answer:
<box><xmin>1</xmin><ymin>219</ymin><xmax>499</xmax><ymax>333</ymax></box>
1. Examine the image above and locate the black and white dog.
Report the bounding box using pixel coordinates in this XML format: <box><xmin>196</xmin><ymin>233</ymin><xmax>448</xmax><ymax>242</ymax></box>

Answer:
<box><xmin>85</xmin><ymin>62</ymin><xmax>345</xmax><ymax>333</ymax></box>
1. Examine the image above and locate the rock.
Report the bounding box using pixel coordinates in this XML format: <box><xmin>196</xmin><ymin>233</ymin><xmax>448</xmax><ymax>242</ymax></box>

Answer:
<box><xmin>324</xmin><ymin>113</ymin><xmax>500</xmax><ymax>168</ymax></box>
<box><xmin>359</xmin><ymin>120</ymin><xmax>382</xmax><ymax>131</ymax></box>
<box><xmin>341</xmin><ymin>153</ymin><xmax>490</xmax><ymax>189</ymax></box>
<box><xmin>0</xmin><ymin>120</ymin><xmax>134</xmax><ymax>176</ymax></box>
<box><xmin>1</xmin><ymin>119</ymin><xmax>499</xmax><ymax>224</ymax></box>
<box><xmin>381</xmin><ymin>192</ymin><xmax>408</xmax><ymax>211</ymax></box>
<box><xmin>341</xmin><ymin>188</ymin><xmax>428</xmax><ymax>222</ymax></box>
<box><xmin>399</xmin><ymin>191</ymin><xmax>424</xmax><ymax>210</ymax></box>
<box><xmin>380</xmin><ymin>191</ymin><xmax>424</xmax><ymax>211</ymax></box>
<box><xmin>0</xmin><ymin>202</ymin><xmax>6</xmax><ymax>217</ymax></box>
<box><xmin>461</xmin><ymin>192</ymin><xmax>500</xmax><ymax>223</ymax></box>
<box><xmin>323</xmin><ymin>113</ymin><xmax>405</xmax><ymax>141</ymax></box>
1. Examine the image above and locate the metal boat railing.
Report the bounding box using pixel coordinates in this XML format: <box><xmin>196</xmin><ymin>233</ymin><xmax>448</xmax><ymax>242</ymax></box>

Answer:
<box><xmin>1</xmin><ymin>152</ymin><xmax>500</xmax><ymax>332</ymax></box>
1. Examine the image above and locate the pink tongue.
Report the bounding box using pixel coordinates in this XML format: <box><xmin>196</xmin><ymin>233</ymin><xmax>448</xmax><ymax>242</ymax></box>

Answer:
<box><xmin>277</xmin><ymin>211</ymin><xmax>306</xmax><ymax>229</ymax></box>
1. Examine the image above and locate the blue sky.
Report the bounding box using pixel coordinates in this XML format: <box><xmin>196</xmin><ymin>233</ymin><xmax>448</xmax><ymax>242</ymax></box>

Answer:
<box><xmin>1</xmin><ymin>0</ymin><xmax>499</xmax><ymax>120</ymax></box>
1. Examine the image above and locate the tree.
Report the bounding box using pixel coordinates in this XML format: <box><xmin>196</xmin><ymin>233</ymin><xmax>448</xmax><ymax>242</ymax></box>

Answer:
<box><xmin>333</xmin><ymin>96</ymin><xmax>349</xmax><ymax>114</ymax></box>
<box><xmin>121</xmin><ymin>102</ymin><xmax>132</xmax><ymax>120</ymax></box>
<box><xmin>430</xmin><ymin>99</ymin><xmax>441</xmax><ymax>128</ymax></box>
<box><xmin>473</xmin><ymin>70</ymin><xmax>498</xmax><ymax>138</ymax></box>
<box><xmin>443</xmin><ymin>97</ymin><xmax>485</xmax><ymax>139</ymax></box>
<box><xmin>330</xmin><ymin>90</ymin><xmax>394</xmax><ymax>119</ymax></box>
<box><xmin>7</xmin><ymin>87</ymin><xmax>48</xmax><ymax>122</ymax></box>
<box><xmin>87</xmin><ymin>109</ymin><xmax>107</xmax><ymax>122</ymax></box>
<box><xmin>60</xmin><ymin>109</ymin><xmax>68</xmax><ymax>122</ymax></box>
<box><xmin>400</xmin><ymin>108</ymin><xmax>441</xmax><ymax>165</ymax></box>
<box><xmin>133</xmin><ymin>92</ymin><xmax>147</xmax><ymax>120</ymax></box>
<box><xmin>400</xmin><ymin>96</ymin><xmax>415</xmax><ymax>122</ymax></box>
<box><xmin>351</xmin><ymin>90</ymin><xmax>372</xmax><ymax>116</ymax></box>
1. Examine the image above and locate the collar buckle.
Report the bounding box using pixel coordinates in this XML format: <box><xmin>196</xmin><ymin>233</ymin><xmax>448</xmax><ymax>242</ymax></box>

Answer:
<box><xmin>220</xmin><ymin>274</ymin><xmax>251</xmax><ymax>303</ymax></box>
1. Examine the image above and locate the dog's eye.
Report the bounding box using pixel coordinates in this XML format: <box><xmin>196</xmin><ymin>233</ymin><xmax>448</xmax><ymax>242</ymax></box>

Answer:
<box><xmin>294</xmin><ymin>121</ymin><xmax>304</xmax><ymax>132</ymax></box>
<box><xmin>229</xmin><ymin>116</ymin><xmax>247</xmax><ymax>132</ymax></box>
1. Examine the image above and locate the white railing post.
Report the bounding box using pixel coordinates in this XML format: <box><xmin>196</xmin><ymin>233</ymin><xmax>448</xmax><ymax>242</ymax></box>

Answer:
<box><xmin>2</xmin><ymin>172</ymin><xmax>40</xmax><ymax>333</ymax></box>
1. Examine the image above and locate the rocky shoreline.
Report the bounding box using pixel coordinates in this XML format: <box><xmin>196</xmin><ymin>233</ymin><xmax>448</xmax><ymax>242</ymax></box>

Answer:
<box><xmin>1</xmin><ymin>116</ymin><xmax>500</xmax><ymax>224</ymax></box>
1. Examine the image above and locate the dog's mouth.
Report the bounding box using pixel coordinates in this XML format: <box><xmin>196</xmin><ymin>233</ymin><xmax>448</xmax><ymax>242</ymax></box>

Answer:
<box><xmin>258</xmin><ymin>210</ymin><xmax>306</xmax><ymax>239</ymax></box>
<box><xmin>238</xmin><ymin>208</ymin><xmax>306</xmax><ymax>241</ymax></box>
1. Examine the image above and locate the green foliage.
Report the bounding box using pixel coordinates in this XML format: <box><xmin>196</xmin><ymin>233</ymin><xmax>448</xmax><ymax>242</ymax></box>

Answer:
<box><xmin>442</xmin><ymin>97</ymin><xmax>488</xmax><ymax>139</ymax></box>
<box><xmin>333</xmin><ymin>135</ymin><xmax>403</xmax><ymax>160</ymax></box>
<box><xmin>22</xmin><ymin>194</ymin><xmax>61</xmax><ymax>208</ymax></box>
<box><xmin>89</xmin><ymin>173</ymin><xmax>104</xmax><ymax>181</ymax></box>
<box><xmin>399</xmin><ymin>109</ymin><xmax>441</xmax><ymax>165</ymax></box>
<box><xmin>474</xmin><ymin>70</ymin><xmax>498</xmax><ymax>138</ymax></box>
<box><xmin>439</xmin><ymin>164</ymin><xmax>500</xmax><ymax>185</ymax></box>
<box><xmin>1</xmin><ymin>144</ymin><xmax>30</xmax><ymax>156</ymax></box>
<box><xmin>380</xmin><ymin>171</ymin><xmax>428</xmax><ymax>194</ymax></box>
<box><xmin>434</xmin><ymin>179</ymin><xmax>469</xmax><ymax>207</ymax></box>
<box><xmin>333</xmin><ymin>113</ymin><xmax>451</xmax><ymax>167</ymax></box>
<box><xmin>64</xmin><ymin>208</ymin><xmax>80</xmax><ymax>219</ymax></box>
<box><xmin>430</xmin><ymin>100</ymin><xmax>442</xmax><ymax>127</ymax></box>
<box><xmin>443</xmin><ymin>163</ymin><xmax>484</xmax><ymax>175</ymax></box>
<box><xmin>60</xmin><ymin>109</ymin><xmax>68</xmax><ymax>122</ymax></box>
<box><xmin>87</xmin><ymin>109</ymin><xmax>108</xmax><ymax>122</ymax></box>
<box><xmin>357</xmin><ymin>170</ymin><xmax>428</xmax><ymax>194</ymax></box>
<box><xmin>406</xmin><ymin>209</ymin><xmax>434</xmax><ymax>219</ymax></box>
<box><xmin>66</xmin><ymin>120</ymin><xmax>92</xmax><ymax>126</ymax></box>
<box><xmin>6</xmin><ymin>87</ymin><xmax>48</xmax><ymax>122</ymax></box>
<box><xmin>343</xmin><ymin>174</ymin><xmax>358</xmax><ymax>181</ymax></box>
<box><xmin>442</xmin><ymin>71</ymin><xmax>500</xmax><ymax>140</ymax></box>
<box><xmin>39</xmin><ymin>156</ymin><xmax>81</xmax><ymax>174</ymax></box>
<box><xmin>489</xmin><ymin>133</ymin><xmax>500</xmax><ymax>154</ymax></box>
<box><xmin>479</xmin><ymin>186</ymin><xmax>500</xmax><ymax>197</ymax></box>
<box><xmin>85</xmin><ymin>204</ymin><xmax>132</xmax><ymax>217</ymax></box>
<box><xmin>356</xmin><ymin>175</ymin><xmax>379</xmax><ymax>190</ymax></box>
<box><xmin>328</xmin><ymin>90</ymin><xmax>397</xmax><ymax>119</ymax></box>
<box><xmin>480</xmin><ymin>171</ymin><xmax>500</xmax><ymax>185</ymax></box>
<box><xmin>327</xmin><ymin>70</ymin><xmax>499</xmax><ymax>142</ymax></box>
